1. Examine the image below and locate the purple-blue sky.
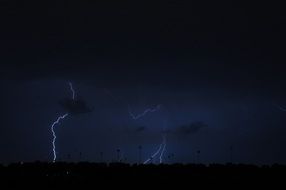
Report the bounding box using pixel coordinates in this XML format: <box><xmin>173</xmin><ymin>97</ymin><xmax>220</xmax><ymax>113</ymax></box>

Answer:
<box><xmin>0</xmin><ymin>0</ymin><xmax>285</xmax><ymax>164</ymax></box>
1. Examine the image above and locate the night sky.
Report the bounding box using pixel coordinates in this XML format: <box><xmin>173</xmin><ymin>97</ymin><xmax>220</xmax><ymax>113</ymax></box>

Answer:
<box><xmin>0</xmin><ymin>1</ymin><xmax>285</xmax><ymax>164</ymax></box>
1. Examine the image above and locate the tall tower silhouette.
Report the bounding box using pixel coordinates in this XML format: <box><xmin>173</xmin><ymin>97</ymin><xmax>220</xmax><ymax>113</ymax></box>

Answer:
<box><xmin>116</xmin><ymin>149</ymin><xmax>121</xmax><ymax>162</ymax></box>
<box><xmin>138</xmin><ymin>145</ymin><xmax>142</xmax><ymax>164</ymax></box>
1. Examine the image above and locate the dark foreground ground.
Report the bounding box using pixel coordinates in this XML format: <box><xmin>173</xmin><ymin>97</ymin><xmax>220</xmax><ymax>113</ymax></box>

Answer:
<box><xmin>0</xmin><ymin>162</ymin><xmax>285</xmax><ymax>188</ymax></box>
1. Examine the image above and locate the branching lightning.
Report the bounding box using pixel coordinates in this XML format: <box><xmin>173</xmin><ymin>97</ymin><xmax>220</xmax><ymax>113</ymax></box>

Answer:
<box><xmin>50</xmin><ymin>82</ymin><xmax>76</xmax><ymax>162</ymax></box>
<box><xmin>103</xmin><ymin>88</ymin><xmax>161</xmax><ymax>120</ymax></box>
<box><xmin>144</xmin><ymin>135</ymin><xmax>167</xmax><ymax>164</ymax></box>
<box><xmin>103</xmin><ymin>89</ymin><xmax>167</xmax><ymax>164</ymax></box>
<box><xmin>128</xmin><ymin>104</ymin><xmax>161</xmax><ymax>120</ymax></box>
<box><xmin>128</xmin><ymin>104</ymin><xmax>167</xmax><ymax>164</ymax></box>
<box><xmin>143</xmin><ymin>143</ymin><xmax>163</xmax><ymax>164</ymax></box>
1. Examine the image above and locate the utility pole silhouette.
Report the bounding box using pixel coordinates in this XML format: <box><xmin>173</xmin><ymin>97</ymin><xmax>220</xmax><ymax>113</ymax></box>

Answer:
<box><xmin>67</xmin><ymin>154</ymin><xmax>71</xmax><ymax>162</ymax></box>
<box><xmin>196</xmin><ymin>150</ymin><xmax>201</xmax><ymax>164</ymax></box>
<box><xmin>116</xmin><ymin>149</ymin><xmax>121</xmax><ymax>162</ymax></box>
<box><xmin>229</xmin><ymin>145</ymin><xmax>233</xmax><ymax>163</ymax></box>
<box><xmin>138</xmin><ymin>145</ymin><xmax>142</xmax><ymax>164</ymax></box>
<box><xmin>168</xmin><ymin>153</ymin><xmax>174</xmax><ymax>163</ymax></box>
<box><xmin>100</xmin><ymin>152</ymin><xmax>103</xmax><ymax>162</ymax></box>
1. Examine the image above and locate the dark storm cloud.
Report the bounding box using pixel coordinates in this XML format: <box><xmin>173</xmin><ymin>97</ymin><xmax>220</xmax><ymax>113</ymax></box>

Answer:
<box><xmin>58</xmin><ymin>97</ymin><xmax>94</xmax><ymax>115</ymax></box>
<box><xmin>0</xmin><ymin>0</ymin><xmax>285</xmax><ymax>164</ymax></box>
<box><xmin>0</xmin><ymin>1</ymin><xmax>284</xmax><ymax>93</ymax></box>
<box><xmin>120</xmin><ymin>125</ymin><xmax>147</xmax><ymax>134</ymax></box>
<box><xmin>179</xmin><ymin>122</ymin><xmax>207</xmax><ymax>135</ymax></box>
<box><xmin>135</xmin><ymin>126</ymin><xmax>146</xmax><ymax>133</ymax></box>
<box><xmin>169</xmin><ymin>121</ymin><xmax>208</xmax><ymax>136</ymax></box>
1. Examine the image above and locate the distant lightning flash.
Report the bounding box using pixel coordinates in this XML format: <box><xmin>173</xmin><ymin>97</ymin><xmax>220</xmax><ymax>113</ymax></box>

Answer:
<box><xmin>69</xmin><ymin>82</ymin><xmax>75</xmax><ymax>100</ymax></box>
<box><xmin>275</xmin><ymin>104</ymin><xmax>286</xmax><ymax>112</ymax></box>
<box><xmin>128</xmin><ymin>105</ymin><xmax>161</xmax><ymax>120</ymax></box>
<box><xmin>144</xmin><ymin>135</ymin><xmax>167</xmax><ymax>164</ymax></box>
<box><xmin>50</xmin><ymin>82</ymin><xmax>76</xmax><ymax>162</ymax></box>
<box><xmin>103</xmin><ymin>89</ymin><xmax>161</xmax><ymax>120</ymax></box>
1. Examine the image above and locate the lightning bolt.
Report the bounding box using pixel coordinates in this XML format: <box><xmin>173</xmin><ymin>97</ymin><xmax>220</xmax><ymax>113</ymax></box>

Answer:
<box><xmin>143</xmin><ymin>143</ymin><xmax>163</xmax><ymax>164</ymax></box>
<box><xmin>51</xmin><ymin>113</ymin><xmax>69</xmax><ymax>162</ymax></box>
<box><xmin>128</xmin><ymin>104</ymin><xmax>161</xmax><ymax>120</ymax></box>
<box><xmin>144</xmin><ymin>135</ymin><xmax>167</xmax><ymax>164</ymax></box>
<box><xmin>159</xmin><ymin>135</ymin><xmax>167</xmax><ymax>164</ymax></box>
<box><xmin>128</xmin><ymin>104</ymin><xmax>166</xmax><ymax>164</ymax></box>
<box><xmin>50</xmin><ymin>82</ymin><xmax>75</xmax><ymax>162</ymax></box>
<box><xmin>103</xmin><ymin>89</ymin><xmax>166</xmax><ymax>163</ymax></box>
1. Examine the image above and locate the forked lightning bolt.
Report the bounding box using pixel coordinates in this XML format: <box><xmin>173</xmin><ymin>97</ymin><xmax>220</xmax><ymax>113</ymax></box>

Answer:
<box><xmin>144</xmin><ymin>135</ymin><xmax>167</xmax><ymax>164</ymax></box>
<box><xmin>128</xmin><ymin>105</ymin><xmax>161</xmax><ymax>120</ymax></box>
<box><xmin>159</xmin><ymin>135</ymin><xmax>167</xmax><ymax>163</ymax></box>
<box><xmin>143</xmin><ymin>143</ymin><xmax>163</xmax><ymax>164</ymax></box>
<box><xmin>50</xmin><ymin>82</ymin><xmax>75</xmax><ymax>162</ymax></box>
<box><xmin>103</xmin><ymin>89</ymin><xmax>166</xmax><ymax>163</ymax></box>
<box><xmin>128</xmin><ymin>104</ymin><xmax>166</xmax><ymax>164</ymax></box>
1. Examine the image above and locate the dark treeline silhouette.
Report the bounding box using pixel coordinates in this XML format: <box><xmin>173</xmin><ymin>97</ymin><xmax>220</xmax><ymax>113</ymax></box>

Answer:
<box><xmin>0</xmin><ymin>162</ymin><xmax>285</xmax><ymax>188</ymax></box>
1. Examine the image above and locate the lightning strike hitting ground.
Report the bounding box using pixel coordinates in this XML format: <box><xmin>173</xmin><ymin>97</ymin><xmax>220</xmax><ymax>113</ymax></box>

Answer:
<box><xmin>159</xmin><ymin>135</ymin><xmax>167</xmax><ymax>163</ymax></box>
<box><xmin>128</xmin><ymin>104</ymin><xmax>166</xmax><ymax>164</ymax></box>
<box><xmin>143</xmin><ymin>144</ymin><xmax>163</xmax><ymax>164</ymax></box>
<box><xmin>51</xmin><ymin>113</ymin><xmax>69</xmax><ymax>162</ymax></box>
<box><xmin>50</xmin><ymin>82</ymin><xmax>76</xmax><ymax>162</ymax></box>
<box><xmin>144</xmin><ymin>135</ymin><xmax>167</xmax><ymax>164</ymax></box>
